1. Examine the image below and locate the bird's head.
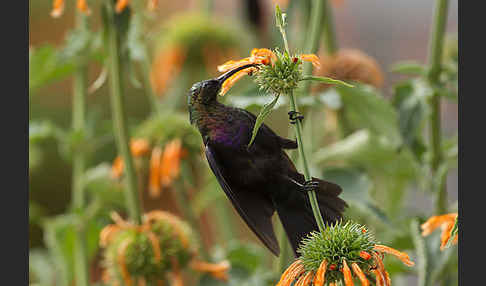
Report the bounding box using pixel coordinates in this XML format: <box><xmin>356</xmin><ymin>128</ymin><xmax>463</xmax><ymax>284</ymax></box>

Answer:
<box><xmin>188</xmin><ymin>64</ymin><xmax>258</xmax><ymax>106</ymax></box>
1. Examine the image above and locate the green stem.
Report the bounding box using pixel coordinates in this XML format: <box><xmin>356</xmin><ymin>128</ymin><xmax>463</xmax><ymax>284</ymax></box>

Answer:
<box><xmin>301</xmin><ymin>0</ymin><xmax>325</xmax><ymax>87</ymax></box>
<box><xmin>288</xmin><ymin>91</ymin><xmax>326</xmax><ymax>232</ymax></box>
<box><xmin>322</xmin><ymin>0</ymin><xmax>338</xmax><ymax>54</ymax></box>
<box><xmin>106</xmin><ymin>2</ymin><xmax>142</xmax><ymax>224</ymax></box>
<box><xmin>427</xmin><ymin>0</ymin><xmax>449</xmax><ymax>214</ymax></box>
<box><xmin>71</xmin><ymin>14</ymin><xmax>90</xmax><ymax>286</ymax></box>
<box><xmin>132</xmin><ymin>1</ymin><xmax>162</xmax><ymax>115</ymax></box>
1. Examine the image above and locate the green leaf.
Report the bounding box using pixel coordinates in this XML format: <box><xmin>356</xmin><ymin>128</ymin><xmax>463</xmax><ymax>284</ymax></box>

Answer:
<box><xmin>391</xmin><ymin>61</ymin><xmax>427</xmax><ymax>75</ymax></box>
<box><xmin>29</xmin><ymin>45</ymin><xmax>76</xmax><ymax>93</ymax></box>
<box><xmin>247</xmin><ymin>94</ymin><xmax>280</xmax><ymax>148</ymax></box>
<box><xmin>301</xmin><ymin>75</ymin><xmax>354</xmax><ymax>88</ymax></box>
<box><xmin>321</xmin><ymin>167</ymin><xmax>392</xmax><ymax>227</ymax></box>
<box><xmin>392</xmin><ymin>80</ymin><xmax>428</xmax><ymax>160</ymax></box>
<box><xmin>336</xmin><ymin>84</ymin><xmax>403</xmax><ymax>148</ymax></box>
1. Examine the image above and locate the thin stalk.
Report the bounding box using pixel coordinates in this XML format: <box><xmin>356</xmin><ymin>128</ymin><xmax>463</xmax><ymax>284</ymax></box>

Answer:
<box><xmin>71</xmin><ymin>13</ymin><xmax>90</xmax><ymax>286</ymax></box>
<box><xmin>322</xmin><ymin>0</ymin><xmax>338</xmax><ymax>54</ymax></box>
<box><xmin>278</xmin><ymin>1</ymin><xmax>327</xmax><ymax>232</ymax></box>
<box><xmin>288</xmin><ymin>91</ymin><xmax>326</xmax><ymax>232</ymax></box>
<box><xmin>106</xmin><ymin>2</ymin><xmax>142</xmax><ymax>224</ymax></box>
<box><xmin>426</xmin><ymin>0</ymin><xmax>449</xmax><ymax>214</ymax></box>
<box><xmin>132</xmin><ymin>0</ymin><xmax>162</xmax><ymax>115</ymax></box>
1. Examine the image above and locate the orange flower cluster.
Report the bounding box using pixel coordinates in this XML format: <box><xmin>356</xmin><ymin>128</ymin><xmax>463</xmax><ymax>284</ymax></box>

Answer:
<box><xmin>421</xmin><ymin>213</ymin><xmax>458</xmax><ymax>250</ymax></box>
<box><xmin>276</xmin><ymin>244</ymin><xmax>413</xmax><ymax>286</ymax></box>
<box><xmin>111</xmin><ymin>138</ymin><xmax>187</xmax><ymax>198</ymax></box>
<box><xmin>315</xmin><ymin>49</ymin><xmax>384</xmax><ymax>90</ymax></box>
<box><xmin>216</xmin><ymin>48</ymin><xmax>320</xmax><ymax>96</ymax></box>
<box><xmin>150</xmin><ymin>45</ymin><xmax>187</xmax><ymax>96</ymax></box>
<box><xmin>50</xmin><ymin>0</ymin><xmax>158</xmax><ymax>18</ymax></box>
<box><xmin>100</xmin><ymin>211</ymin><xmax>229</xmax><ymax>286</ymax></box>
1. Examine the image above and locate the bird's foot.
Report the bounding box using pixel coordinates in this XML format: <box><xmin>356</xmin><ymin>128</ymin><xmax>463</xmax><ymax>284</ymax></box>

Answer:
<box><xmin>288</xmin><ymin>111</ymin><xmax>304</xmax><ymax>124</ymax></box>
<box><xmin>301</xmin><ymin>180</ymin><xmax>319</xmax><ymax>192</ymax></box>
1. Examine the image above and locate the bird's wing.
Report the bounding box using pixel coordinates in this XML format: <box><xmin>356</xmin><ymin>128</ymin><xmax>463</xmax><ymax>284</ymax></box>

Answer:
<box><xmin>204</xmin><ymin>143</ymin><xmax>280</xmax><ymax>256</ymax></box>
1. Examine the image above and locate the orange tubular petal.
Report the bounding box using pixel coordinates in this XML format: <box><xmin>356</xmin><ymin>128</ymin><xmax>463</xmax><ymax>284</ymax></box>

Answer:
<box><xmin>217</xmin><ymin>58</ymin><xmax>253</xmax><ymax>72</ymax></box>
<box><xmin>111</xmin><ymin>156</ymin><xmax>124</xmax><ymax>179</ymax></box>
<box><xmin>99</xmin><ymin>225</ymin><xmax>121</xmax><ymax>247</ymax></box>
<box><xmin>283</xmin><ymin>261</ymin><xmax>305</xmax><ymax>286</ymax></box>
<box><xmin>146</xmin><ymin>231</ymin><xmax>162</xmax><ymax>262</ymax></box>
<box><xmin>300</xmin><ymin>54</ymin><xmax>321</xmax><ymax>69</ymax></box>
<box><xmin>130</xmin><ymin>139</ymin><xmax>150</xmax><ymax>157</ymax></box>
<box><xmin>329</xmin><ymin>282</ymin><xmax>337</xmax><ymax>286</ymax></box>
<box><xmin>351</xmin><ymin>263</ymin><xmax>369</xmax><ymax>286</ymax></box>
<box><xmin>372</xmin><ymin>252</ymin><xmax>386</xmax><ymax>274</ymax></box>
<box><xmin>276</xmin><ymin>260</ymin><xmax>302</xmax><ymax>286</ymax></box>
<box><xmin>117</xmin><ymin>238</ymin><xmax>134</xmax><ymax>286</ymax></box>
<box><xmin>51</xmin><ymin>0</ymin><xmax>65</xmax><ymax>18</ymax></box>
<box><xmin>190</xmin><ymin>260</ymin><xmax>230</xmax><ymax>281</ymax></box>
<box><xmin>342</xmin><ymin>260</ymin><xmax>354</xmax><ymax>286</ymax></box>
<box><xmin>359</xmin><ymin>251</ymin><xmax>372</xmax><ymax>260</ymax></box>
<box><xmin>383</xmin><ymin>270</ymin><xmax>391</xmax><ymax>286</ymax></box>
<box><xmin>374</xmin><ymin>245</ymin><xmax>415</xmax><ymax>267</ymax></box>
<box><xmin>420</xmin><ymin>213</ymin><xmax>457</xmax><ymax>236</ymax></box>
<box><xmin>295</xmin><ymin>271</ymin><xmax>313</xmax><ymax>286</ymax></box>
<box><xmin>440</xmin><ymin>222</ymin><xmax>455</xmax><ymax>250</ymax></box>
<box><xmin>313</xmin><ymin>260</ymin><xmax>327</xmax><ymax>286</ymax></box>
<box><xmin>148</xmin><ymin>147</ymin><xmax>163</xmax><ymax>198</ymax></box>
<box><xmin>219</xmin><ymin>67</ymin><xmax>256</xmax><ymax>96</ymax></box>
<box><xmin>115</xmin><ymin>0</ymin><xmax>130</xmax><ymax>13</ymax></box>
<box><xmin>76</xmin><ymin>0</ymin><xmax>91</xmax><ymax>15</ymax></box>
<box><xmin>372</xmin><ymin>270</ymin><xmax>385</xmax><ymax>286</ymax></box>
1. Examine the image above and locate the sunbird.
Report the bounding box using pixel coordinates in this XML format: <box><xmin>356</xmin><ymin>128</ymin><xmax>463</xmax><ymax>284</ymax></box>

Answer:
<box><xmin>188</xmin><ymin>64</ymin><xmax>347</xmax><ymax>256</ymax></box>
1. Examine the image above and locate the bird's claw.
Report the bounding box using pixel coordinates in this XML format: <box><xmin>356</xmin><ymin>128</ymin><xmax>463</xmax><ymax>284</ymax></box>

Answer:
<box><xmin>288</xmin><ymin>111</ymin><xmax>304</xmax><ymax>124</ymax></box>
<box><xmin>302</xmin><ymin>180</ymin><xmax>319</xmax><ymax>192</ymax></box>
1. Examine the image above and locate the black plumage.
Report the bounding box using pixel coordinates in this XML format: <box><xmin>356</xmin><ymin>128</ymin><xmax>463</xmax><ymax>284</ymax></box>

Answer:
<box><xmin>188</xmin><ymin>64</ymin><xmax>347</xmax><ymax>256</ymax></box>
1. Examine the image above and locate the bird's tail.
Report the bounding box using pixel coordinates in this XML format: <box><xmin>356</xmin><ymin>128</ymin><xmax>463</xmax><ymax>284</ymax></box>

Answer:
<box><xmin>272</xmin><ymin>174</ymin><xmax>347</xmax><ymax>256</ymax></box>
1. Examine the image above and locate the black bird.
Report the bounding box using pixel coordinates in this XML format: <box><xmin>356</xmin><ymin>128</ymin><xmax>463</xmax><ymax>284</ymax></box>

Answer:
<box><xmin>188</xmin><ymin>64</ymin><xmax>347</xmax><ymax>256</ymax></box>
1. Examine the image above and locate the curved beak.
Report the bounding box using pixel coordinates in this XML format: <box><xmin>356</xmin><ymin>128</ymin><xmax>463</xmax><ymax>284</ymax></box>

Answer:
<box><xmin>216</xmin><ymin>64</ymin><xmax>258</xmax><ymax>85</ymax></box>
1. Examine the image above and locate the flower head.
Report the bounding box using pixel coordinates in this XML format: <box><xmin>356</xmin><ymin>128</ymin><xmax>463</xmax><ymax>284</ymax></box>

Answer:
<box><xmin>276</xmin><ymin>221</ymin><xmax>414</xmax><ymax>286</ymax></box>
<box><xmin>111</xmin><ymin>137</ymin><xmax>187</xmax><ymax>198</ymax></box>
<box><xmin>216</xmin><ymin>48</ymin><xmax>321</xmax><ymax>96</ymax></box>
<box><xmin>314</xmin><ymin>49</ymin><xmax>384</xmax><ymax>91</ymax></box>
<box><xmin>421</xmin><ymin>213</ymin><xmax>458</xmax><ymax>250</ymax></box>
<box><xmin>100</xmin><ymin>210</ymin><xmax>229</xmax><ymax>286</ymax></box>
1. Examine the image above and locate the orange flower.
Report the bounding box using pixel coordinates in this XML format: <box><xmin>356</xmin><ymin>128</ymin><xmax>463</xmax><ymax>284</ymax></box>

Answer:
<box><xmin>421</xmin><ymin>213</ymin><xmax>458</xmax><ymax>250</ymax></box>
<box><xmin>150</xmin><ymin>45</ymin><xmax>187</xmax><ymax>96</ymax></box>
<box><xmin>216</xmin><ymin>48</ymin><xmax>321</xmax><ymax>95</ymax></box>
<box><xmin>276</xmin><ymin>244</ymin><xmax>413</xmax><ymax>286</ymax></box>
<box><xmin>111</xmin><ymin>139</ymin><xmax>151</xmax><ymax>179</ymax></box>
<box><xmin>50</xmin><ymin>0</ymin><xmax>91</xmax><ymax>18</ymax></box>
<box><xmin>100</xmin><ymin>210</ymin><xmax>229</xmax><ymax>285</ymax></box>
<box><xmin>115</xmin><ymin>0</ymin><xmax>158</xmax><ymax>13</ymax></box>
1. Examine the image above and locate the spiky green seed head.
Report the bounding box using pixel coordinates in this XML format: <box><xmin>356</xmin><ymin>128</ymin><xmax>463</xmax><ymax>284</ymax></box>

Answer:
<box><xmin>254</xmin><ymin>49</ymin><xmax>303</xmax><ymax>94</ymax></box>
<box><xmin>297</xmin><ymin>221</ymin><xmax>378</xmax><ymax>282</ymax></box>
